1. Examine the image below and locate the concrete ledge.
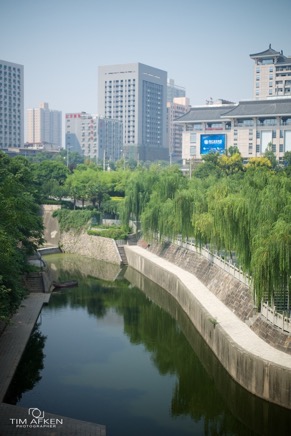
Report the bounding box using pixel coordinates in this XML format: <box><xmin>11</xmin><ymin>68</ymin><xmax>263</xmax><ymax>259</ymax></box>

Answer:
<box><xmin>125</xmin><ymin>245</ymin><xmax>291</xmax><ymax>409</ymax></box>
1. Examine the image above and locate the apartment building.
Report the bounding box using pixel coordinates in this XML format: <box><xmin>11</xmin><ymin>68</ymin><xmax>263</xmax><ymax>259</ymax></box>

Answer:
<box><xmin>98</xmin><ymin>63</ymin><xmax>168</xmax><ymax>161</ymax></box>
<box><xmin>65</xmin><ymin>112</ymin><xmax>123</xmax><ymax>163</ymax></box>
<box><xmin>0</xmin><ymin>60</ymin><xmax>24</xmax><ymax>149</ymax></box>
<box><xmin>167</xmin><ymin>97</ymin><xmax>191</xmax><ymax>162</ymax></box>
<box><xmin>250</xmin><ymin>44</ymin><xmax>291</xmax><ymax>99</ymax></box>
<box><xmin>176</xmin><ymin>99</ymin><xmax>291</xmax><ymax>164</ymax></box>
<box><xmin>27</xmin><ymin>102</ymin><xmax>62</xmax><ymax>149</ymax></box>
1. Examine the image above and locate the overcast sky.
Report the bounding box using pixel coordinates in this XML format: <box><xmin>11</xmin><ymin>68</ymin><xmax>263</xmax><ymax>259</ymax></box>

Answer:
<box><xmin>1</xmin><ymin>0</ymin><xmax>291</xmax><ymax>141</ymax></box>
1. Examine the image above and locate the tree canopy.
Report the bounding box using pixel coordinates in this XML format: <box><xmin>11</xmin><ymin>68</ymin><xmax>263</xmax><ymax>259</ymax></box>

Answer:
<box><xmin>122</xmin><ymin>153</ymin><xmax>291</xmax><ymax>308</ymax></box>
<box><xmin>0</xmin><ymin>152</ymin><xmax>44</xmax><ymax>320</ymax></box>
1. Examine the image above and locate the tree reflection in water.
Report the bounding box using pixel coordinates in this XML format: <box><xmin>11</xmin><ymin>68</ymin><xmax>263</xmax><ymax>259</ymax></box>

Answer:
<box><xmin>4</xmin><ymin>324</ymin><xmax>46</xmax><ymax>404</ymax></box>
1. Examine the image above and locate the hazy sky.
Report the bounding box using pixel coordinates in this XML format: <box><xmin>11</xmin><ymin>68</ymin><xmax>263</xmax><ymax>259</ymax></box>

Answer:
<box><xmin>1</xmin><ymin>0</ymin><xmax>291</xmax><ymax>139</ymax></box>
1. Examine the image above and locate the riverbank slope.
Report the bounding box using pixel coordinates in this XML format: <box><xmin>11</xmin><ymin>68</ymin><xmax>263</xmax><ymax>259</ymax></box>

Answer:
<box><xmin>125</xmin><ymin>244</ymin><xmax>291</xmax><ymax>410</ymax></box>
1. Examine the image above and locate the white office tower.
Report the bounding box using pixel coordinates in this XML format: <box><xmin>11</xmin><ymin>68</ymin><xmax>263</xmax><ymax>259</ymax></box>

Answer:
<box><xmin>98</xmin><ymin>63</ymin><xmax>168</xmax><ymax>161</ymax></box>
<box><xmin>0</xmin><ymin>60</ymin><xmax>24</xmax><ymax>149</ymax></box>
<box><xmin>27</xmin><ymin>102</ymin><xmax>62</xmax><ymax>149</ymax></box>
<box><xmin>167</xmin><ymin>97</ymin><xmax>191</xmax><ymax>162</ymax></box>
<box><xmin>65</xmin><ymin>112</ymin><xmax>123</xmax><ymax>163</ymax></box>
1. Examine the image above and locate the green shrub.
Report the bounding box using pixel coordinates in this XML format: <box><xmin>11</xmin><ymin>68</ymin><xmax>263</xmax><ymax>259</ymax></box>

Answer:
<box><xmin>52</xmin><ymin>209</ymin><xmax>100</xmax><ymax>232</ymax></box>
<box><xmin>87</xmin><ymin>227</ymin><xmax>128</xmax><ymax>240</ymax></box>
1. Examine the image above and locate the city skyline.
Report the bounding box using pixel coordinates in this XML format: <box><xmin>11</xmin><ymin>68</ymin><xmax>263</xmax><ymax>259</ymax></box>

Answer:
<box><xmin>1</xmin><ymin>0</ymin><xmax>291</xmax><ymax>145</ymax></box>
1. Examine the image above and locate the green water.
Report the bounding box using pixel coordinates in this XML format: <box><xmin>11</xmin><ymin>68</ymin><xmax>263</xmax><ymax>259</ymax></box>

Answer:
<box><xmin>5</xmin><ymin>254</ymin><xmax>291</xmax><ymax>435</ymax></box>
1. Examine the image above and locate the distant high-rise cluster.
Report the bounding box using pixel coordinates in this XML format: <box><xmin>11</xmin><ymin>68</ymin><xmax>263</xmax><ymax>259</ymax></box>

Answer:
<box><xmin>1</xmin><ymin>44</ymin><xmax>291</xmax><ymax>164</ymax></box>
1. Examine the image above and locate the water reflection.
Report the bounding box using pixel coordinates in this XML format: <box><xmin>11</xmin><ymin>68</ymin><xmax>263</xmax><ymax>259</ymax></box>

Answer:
<box><xmin>125</xmin><ymin>268</ymin><xmax>291</xmax><ymax>436</ymax></box>
<box><xmin>5</xmin><ymin>254</ymin><xmax>291</xmax><ymax>436</ymax></box>
<box><xmin>4</xmin><ymin>324</ymin><xmax>46</xmax><ymax>404</ymax></box>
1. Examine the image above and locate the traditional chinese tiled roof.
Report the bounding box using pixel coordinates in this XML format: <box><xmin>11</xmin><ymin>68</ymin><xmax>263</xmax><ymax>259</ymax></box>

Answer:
<box><xmin>250</xmin><ymin>44</ymin><xmax>282</xmax><ymax>58</ymax></box>
<box><xmin>174</xmin><ymin>105</ymin><xmax>236</xmax><ymax>123</ymax></box>
<box><xmin>175</xmin><ymin>99</ymin><xmax>291</xmax><ymax>123</ymax></box>
<box><xmin>221</xmin><ymin>99</ymin><xmax>291</xmax><ymax>118</ymax></box>
<box><xmin>249</xmin><ymin>44</ymin><xmax>289</xmax><ymax>64</ymax></box>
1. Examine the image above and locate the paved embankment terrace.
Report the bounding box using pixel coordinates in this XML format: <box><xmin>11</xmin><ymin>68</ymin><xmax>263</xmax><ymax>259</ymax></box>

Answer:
<box><xmin>125</xmin><ymin>245</ymin><xmax>291</xmax><ymax>408</ymax></box>
<box><xmin>0</xmin><ymin>292</ymin><xmax>106</xmax><ymax>435</ymax></box>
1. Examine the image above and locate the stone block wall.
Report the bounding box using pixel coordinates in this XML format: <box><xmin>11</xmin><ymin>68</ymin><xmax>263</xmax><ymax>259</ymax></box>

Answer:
<box><xmin>60</xmin><ymin>231</ymin><xmax>122</xmax><ymax>265</ymax></box>
<box><xmin>145</xmin><ymin>240</ymin><xmax>254</xmax><ymax>321</ymax></box>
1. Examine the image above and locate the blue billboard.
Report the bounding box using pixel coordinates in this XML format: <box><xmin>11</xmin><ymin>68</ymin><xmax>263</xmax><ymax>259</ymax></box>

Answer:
<box><xmin>200</xmin><ymin>134</ymin><xmax>226</xmax><ymax>155</ymax></box>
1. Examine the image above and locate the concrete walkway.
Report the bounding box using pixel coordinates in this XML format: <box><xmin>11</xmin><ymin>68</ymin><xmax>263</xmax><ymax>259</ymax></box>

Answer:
<box><xmin>0</xmin><ymin>292</ymin><xmax>106</xmax><ymax>435</ymax></box>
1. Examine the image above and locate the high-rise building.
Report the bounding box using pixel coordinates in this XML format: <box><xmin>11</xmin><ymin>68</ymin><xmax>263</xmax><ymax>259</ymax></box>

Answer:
<box><xmin>167</xmin><ymin>97</ymin><xmax>191</xmax><ymax>162</ymax></box>
<box><xmin>65</xmin><ymin>112</ymin><xmax>123</xmax><ymax>163</ymax></box>
<box><xmin>250</xmin><ymin>44</ymin><xmax>291</xmax><ymax>99</ymax></box>
<box><xmin>167</xmin><ymin>79</ymin><xmax>186</xmax><ymax>103</ymax></box>
<box><xmin>0</xmin><ymin>60</ymin><xmax>24</xmax><ymax>149</ymax></box>
<box><xmin>27</xmin><ymin>102</ymin><xmax>62</xmax><ymax>149</ymax></box>
<box><xmin>98</xmin><ymin>63</ymin><xmax>168</xmax><ymax>161</ymax></box>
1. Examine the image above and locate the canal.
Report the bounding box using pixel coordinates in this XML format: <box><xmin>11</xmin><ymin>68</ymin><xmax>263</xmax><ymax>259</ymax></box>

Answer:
<box><xmin>5</xmin><ymin>254</ymin><xmax>291</xmax><ymax>435</ymax></box>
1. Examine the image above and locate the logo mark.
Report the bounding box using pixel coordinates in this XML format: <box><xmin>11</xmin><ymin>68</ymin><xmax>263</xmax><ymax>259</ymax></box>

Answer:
<box><xmin>28</xmin><ymin>408</ymin><xmax>45</xmax><ymax>419</ymax></box>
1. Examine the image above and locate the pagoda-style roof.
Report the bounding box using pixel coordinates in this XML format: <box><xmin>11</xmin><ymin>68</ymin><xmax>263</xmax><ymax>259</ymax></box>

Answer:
<box><xmin>250</xmin><ymin>44</ymin><xmax>281</xmax><ymax>58</ymax></box>
<box><xmin>249</xmin><ymin>44</ymin><xmax>288</xmax><ymax>63</ymax></box>
<box><xmin>174</xmin><ymin>105</ymin><xmax>236</xmax><ymax>123</ymax></box>
<box><xmin>221</xmin><ymin>99</ymin><xmax>291</xmax><ymax>118</ymax></box>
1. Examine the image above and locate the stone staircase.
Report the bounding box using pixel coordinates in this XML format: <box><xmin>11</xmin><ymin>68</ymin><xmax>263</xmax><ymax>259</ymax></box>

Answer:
<box><xmin>24</xmin><ymin>272</ymin><xmax>45</xmax><ymax>293</ymax></box>
<box><xmin>116</xmin><ymin>235</ymin><xmax>138</xmax><ymax>265</ymax></box>
<box><xmin>117</xmin><ymin>245</ymin><xmax>128</xmax><ymax>265</ymax></box>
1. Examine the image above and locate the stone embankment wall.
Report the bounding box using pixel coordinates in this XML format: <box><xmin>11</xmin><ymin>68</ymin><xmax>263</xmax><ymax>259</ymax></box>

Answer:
<box><xmin>125</xmin><ymin>243</ymin><xmax>291</xmax><ymax>410</ymax></box>
<box><xmin>145</xmin><ymin>241</ymin><xmax>291</xmax><ymax>355</ymax></box>
<box><xmin>41</xmin><ymin>205</ymin><xmax>121</xmax><ymax>265</ymax></box>
<box><xmin>146</xmin><ymin>241</ymin><xmax>254</xmax><ymax>321</ymax></box>
<box><xmin>60</xmin><ymin>231</ymin><xmax>121</xmax><ymax>265</ymax></box>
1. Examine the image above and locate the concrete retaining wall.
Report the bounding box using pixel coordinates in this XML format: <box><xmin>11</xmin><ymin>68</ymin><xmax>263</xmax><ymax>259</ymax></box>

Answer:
<box><xmin>124</xmin><ymin>245</ymin><xmax>291</xmax><ymax>409</ymax></box>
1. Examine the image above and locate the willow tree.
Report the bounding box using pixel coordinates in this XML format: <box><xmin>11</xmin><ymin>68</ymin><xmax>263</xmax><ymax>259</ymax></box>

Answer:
<box><xmin>122</xmin><ymin>166</ymin><xmax>161</xmax><ymax>225</ymax></box>
<box><xmin>173</xmin><ymin>189</ymin><xmax>195</xmax><ymax>239</ymax></box>
<box><xmin>249</xmin><ymin>173</ymin><xmax>291</xmax><ymax>306</ymax></box>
